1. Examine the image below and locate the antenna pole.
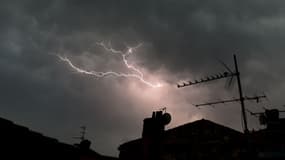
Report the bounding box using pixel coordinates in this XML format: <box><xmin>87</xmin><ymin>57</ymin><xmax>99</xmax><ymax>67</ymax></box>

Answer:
<box><xmin>80</xmin><ymin>126</ymin><xmax>86</xmax><ymax>141</ymax></box>
<box><xmin>234</xmin><ymin>54</ymin><xmax>248</xmax><ymax>133</ymax></box>
<box><xmin>72</xmin><ymin>126</ymin><xmax>87</xmax><ymax>142</ymax></box>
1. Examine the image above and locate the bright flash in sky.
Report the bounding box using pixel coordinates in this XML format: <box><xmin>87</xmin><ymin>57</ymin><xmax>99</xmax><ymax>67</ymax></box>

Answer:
<box><xmin>58</xmin><ymin>42</ymin><xmax>163</xmax><ymax>88</ymax></box>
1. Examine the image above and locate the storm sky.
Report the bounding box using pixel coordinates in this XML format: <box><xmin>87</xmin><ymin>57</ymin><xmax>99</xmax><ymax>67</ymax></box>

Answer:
<box><xmin>1</xmin><ymin>0</ymin><xmax>285</xmax><ymax>156</ymax></box>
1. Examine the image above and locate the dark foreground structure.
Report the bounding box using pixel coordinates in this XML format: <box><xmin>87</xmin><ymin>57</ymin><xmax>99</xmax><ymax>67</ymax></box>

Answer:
<box><xmin>119</xmin><ymin>110</ymin><xmax>285</xmax><ymax>160</ymax></box>
<box><xmin>0</xmin><ymin>117</ymin><xmax>118</xmax><ymax>160</ymax></box>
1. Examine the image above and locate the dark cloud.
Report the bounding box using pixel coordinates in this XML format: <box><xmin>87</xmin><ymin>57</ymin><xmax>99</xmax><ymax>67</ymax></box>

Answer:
<box><xmin>1</xmin><ymin>0</ymin><xmax>285</xmax><ymax>156</ymax></box>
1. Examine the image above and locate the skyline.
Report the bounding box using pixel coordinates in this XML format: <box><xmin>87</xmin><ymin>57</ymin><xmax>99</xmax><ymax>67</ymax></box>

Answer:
<box><xmin>1</xmin><ymin>0</ymin><xmax>285</xmax><ymax>156</ymax></box>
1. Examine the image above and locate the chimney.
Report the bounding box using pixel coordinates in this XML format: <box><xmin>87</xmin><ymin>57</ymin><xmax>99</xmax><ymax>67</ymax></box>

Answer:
<box><xmin>142</xmin><ymin>111</ymin><xmax>171</xmax><ymax>138</ymax></box>
<box><xmin>141</xmin><ymin>111</ymin><xmax>171</xmax><ymax>160</ymax></box>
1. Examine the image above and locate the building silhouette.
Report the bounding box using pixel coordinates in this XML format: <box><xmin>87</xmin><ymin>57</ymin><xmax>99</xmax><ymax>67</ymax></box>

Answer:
<box><xmin>119</xmin><ymin>110</ymin><xmax>285</xmax><ymax>160</ymax></box>
<box><xmin>0</xmin><ymin>117</ymin><xmax>118</xmax><ymax>160</ymax></box>
<box><xmin>1</xmin><ymin>109</ymin><xmax>284</xmax><ymax>160</ymax></box>
<box><xmin>119</xmin><ymin>111</ymin><xmax>244</xmax><ymax>160</ymax></box>
<box><xmin>248</xmin><ymin>109</ymin><xmax>285</xmax><ymax>159</ymax></box>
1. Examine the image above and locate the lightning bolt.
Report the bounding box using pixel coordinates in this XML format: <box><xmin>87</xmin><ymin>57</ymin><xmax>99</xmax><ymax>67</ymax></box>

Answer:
<box><xmin>58</xmin><ymin>42</ymin><xmax>162</xmax><ymax>88</ymax></box>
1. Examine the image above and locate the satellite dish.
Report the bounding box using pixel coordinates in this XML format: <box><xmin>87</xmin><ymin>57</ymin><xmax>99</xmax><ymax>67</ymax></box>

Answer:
<box><xmin>162</xmin><ymin>113</ymin><xmax>171</xmax><ymax>125</ymax></box>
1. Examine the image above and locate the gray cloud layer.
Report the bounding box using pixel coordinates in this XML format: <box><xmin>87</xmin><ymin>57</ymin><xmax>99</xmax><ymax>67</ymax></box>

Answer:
<box><xmin>1</xmin><ymin>0</ymin><xmax>285</xmax><ymax>156</ymax></box>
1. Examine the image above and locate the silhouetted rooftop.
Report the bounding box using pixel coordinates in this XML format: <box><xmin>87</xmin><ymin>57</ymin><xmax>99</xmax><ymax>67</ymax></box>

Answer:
<box><xmin>0</xmin><ymin>116</ymin><xmax>118</xmax><ymax>160</ymax></box>
<box><xmin>119</xmin><ymin>119</ymin><xmax>243</xmax><ymax>150</ymax></box>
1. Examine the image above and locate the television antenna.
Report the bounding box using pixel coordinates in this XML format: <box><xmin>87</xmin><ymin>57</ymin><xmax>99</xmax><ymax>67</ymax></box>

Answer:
<box><xmin>73</xmin><ymin>126</ymin><xmax>87</xmax><ymax>141</ymax></box>
<box><xmin>177</xmin><ymin>54</ymin><xmax>266</xmax><ymax>133</ymax></box>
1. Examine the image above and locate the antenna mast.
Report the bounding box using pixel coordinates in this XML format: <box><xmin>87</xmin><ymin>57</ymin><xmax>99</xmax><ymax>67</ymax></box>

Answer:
<box><xmin>73</xmin><ymin>126</ymin><xmax>87</xmax><ymax>141</ymax></box>
<box><xmin>233</xmin><ymin>55</ymin><xmax>248</xmax><ymax>133</ymax></box>
<box><xmin>177</xmin><ymin>54</ymin><xmax>266</xmax><ymax>133</ymax></box>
